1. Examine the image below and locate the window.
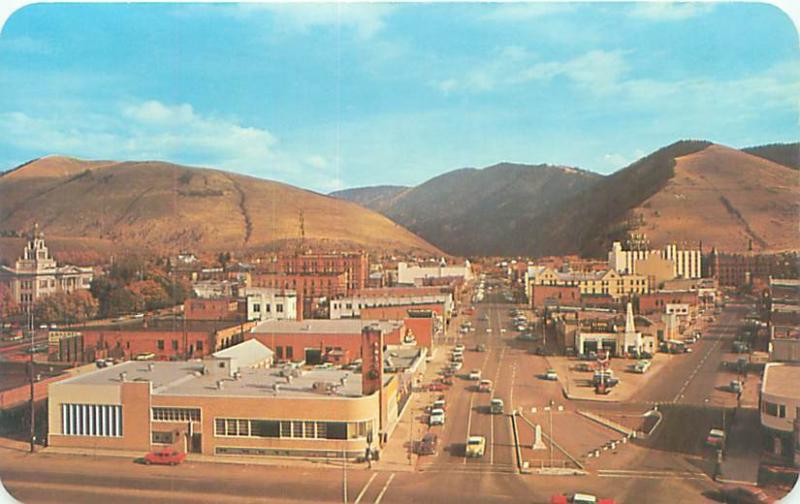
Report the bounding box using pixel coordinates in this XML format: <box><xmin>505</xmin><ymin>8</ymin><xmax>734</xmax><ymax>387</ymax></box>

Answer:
<box><xmin>779</xmin><ymin>404</ymin><xmax>786</xmax><ymax>418</ymax></box>
<box><xmin>286</xmin><ymin>347</ymin><xmax>293</xmax><ymax>360</ymax></box>
<box><xmin>152</xmin><ymin>431</ymin><xmax>174</xmax><ymax>444</ymax></box>
<box><xmin>39</xmin><ymin>280</ymin><xmax>48</xmax><ymax>288</ymax></box>
<box><xmin>265</xmin><ymin>304</ymin><xmax>271</xmax><ymax>313</ymax></box>
<box><xmin>764</xmin><ymin>402</ymin><xmax>779</xmax><ymax>416</ymax></box>
<box><xmin>152</xmin><ymin>407</ymin><xmax>200</xmax><ymax>422</ymax></box>
<box><xmin>253</xmin><ymin>303</ymin><xmax>261</xmax><ymax>313</ymax></box>
<box><xmin>196</xmin><ymin>340</ymin><xmax>203</xmax><ymax>351</ymax></box>
<box><xmin>277</xmin><ymin>304</ymin><xmax>284</xmax><ymax>313</ymax></box>
<box><xmin>276</xmin><ymin>346</ymin><xmax>283</xmax><ymax>359</ymax></box>
<box><xmin>172</xmin><ymin>340</ymin><xmax>178</xmax><ymax>351</ymax></box>
<box><xmin>251</xmin><ymin>420</ymin><xmax>280</xmax><ymax>438</ymax></box>
<box><xmin>157</xmin><ymin>340</ymin><xmax>165</xmax><ymax>350</ymax></box>
<box><xmin>62</xmin><ymin>404</ymin><xmax>122</xmax><ymax>437</ymax></box>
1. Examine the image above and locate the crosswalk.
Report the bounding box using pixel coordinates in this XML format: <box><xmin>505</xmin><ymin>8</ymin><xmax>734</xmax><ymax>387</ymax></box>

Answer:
<box><xmin>418</xmin><ymin>462</ymin><xmax>518</xmax><ymax>475</ymax></box>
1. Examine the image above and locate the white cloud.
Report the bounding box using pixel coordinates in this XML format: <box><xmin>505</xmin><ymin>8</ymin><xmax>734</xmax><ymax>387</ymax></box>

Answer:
<box><xmin>434</xmin><ymin>48</ymin><xmax>628</xmax><ymax>95</ymax></box>
<box><xmin>481</xmin><ymin>3</ymin><xmax>576</xmax><ymax>22</ymax></box>
<box><xmin>0</xmin><ymin>99</ymin><xmax>344</xmax><ymax>191</ymax></box>
<box><xmin>628</xmin><ymin>3</ymin><xmax>715</xmax><ymax>21</ymax></box>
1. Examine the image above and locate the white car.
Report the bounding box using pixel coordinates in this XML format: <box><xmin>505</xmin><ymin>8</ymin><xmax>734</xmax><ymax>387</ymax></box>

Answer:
<box><xmin>468</xmin><ymin>369</ymin><xmax>481</xmax><ymax>381</ymax></box>
<box><xmin>429</xmin><ymin>408</ymin><xmax>446</xmax><ymax>426</ymax></box>
<box><xmin>450</xmin><ymin>361</ymin><xmax>463</xmax><ymax>371</ymax></box>
<box><xmin>454</xmin><ymin>344</ymin><xmax>465</xmax><ymax>352</ymax></box>
<box><xmin>486</xmin><ymin>328</ymin><xmax>492</xmax><ymax>333</ymax></box>
<box><xmin>500</xmin><ymin>328</ymin><xmax>507</xmax><ymax>333</ymax></box>
<box><xmin>545</xmin><ymin>369</ymin><xmax>558</xmax><ymax>381</ymax></box>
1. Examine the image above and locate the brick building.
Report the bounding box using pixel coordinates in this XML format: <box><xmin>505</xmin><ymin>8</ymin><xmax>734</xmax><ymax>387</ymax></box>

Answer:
<box><xmin>261</xmin><ymin>251</ymin><xmax>368</xmax><ymax>293</ymax></box>
<box><xmin>184</xmin><ymin>298</ymin><xmax>243</xmax><ymax>321</ymax></box>
<box><xmin>637</xmin><ymin>291</ymin><xmax>699</xmax><ymax>315</ymax></box>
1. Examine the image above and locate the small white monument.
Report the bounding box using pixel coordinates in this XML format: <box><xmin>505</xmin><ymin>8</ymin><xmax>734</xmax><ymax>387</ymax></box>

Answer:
<box><xmin>532</xmin><ymin>424</ymin><xmax>546</xmax><ymax>450</ymax></box>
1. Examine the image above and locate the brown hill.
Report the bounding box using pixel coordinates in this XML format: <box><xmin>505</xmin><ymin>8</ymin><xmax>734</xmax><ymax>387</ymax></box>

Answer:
<box><xmin>0</xmin><ymin>157</ymin><xmax>442</xmax><ymax>262</ymax></box>
<box><xmin>742</xmin><ymin>142</ymin><xmax>799</xmax><ymax>170</ymax></box>
<box><xmin>537</xmin><ymin>141</ymin><xmax>799</xmax><ymax>256</ymax></box>
<box><xmin>633</xmin><ymin>144</ymin><xmax>799</xmax><ymax>253</ymax></box>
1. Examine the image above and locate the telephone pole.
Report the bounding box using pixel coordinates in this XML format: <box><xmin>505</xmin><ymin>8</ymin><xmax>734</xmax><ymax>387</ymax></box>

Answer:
<box><xmin>28</xmin><ymin>306</ymin><xmax>36</xmax><ymax>453</ymax></box>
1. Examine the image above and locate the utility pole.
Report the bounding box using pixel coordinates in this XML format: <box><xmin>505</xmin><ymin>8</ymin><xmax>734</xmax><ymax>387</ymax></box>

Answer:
<box><xmin>548</xmin><ymin>399</ymin><xmax>554</xmax><ymax>467</ymax></box>
<box><xmin>28</xmin><ymin>305</ymin><xmax>36</xmax><ymax>453</ymax></box>
<box><xmin>342</xmin><ymin>444</ymin><xmax>348</xmax><ymax>504</ymax></box>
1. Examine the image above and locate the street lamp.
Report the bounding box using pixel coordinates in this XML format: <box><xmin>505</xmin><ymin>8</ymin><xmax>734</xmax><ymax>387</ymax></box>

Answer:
<box><xmin>548</xmin><ymin>399</ymin><xmax>554</xmax><ymax>467</ymax></box>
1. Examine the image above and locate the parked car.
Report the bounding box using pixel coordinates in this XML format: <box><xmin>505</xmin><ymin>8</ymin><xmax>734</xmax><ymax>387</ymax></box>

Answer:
<box><xmin>135</xmin><ymin>352</ymin><xmax>156</xmax><ymax>361</ymax></box>
<box><xmin>475</xmin><ymin>343</ymin><xmax>487</xmax><ymax>352</ymax></box>
<box><xmin>633</xmin><ymin>360</ymin><xmax>651</xmax><ymax>374</ymax></box>
<box><xmin>417</xmin><ymin>433</ymin><xmax>439</xmax><ymax>456</ymax></box>
<box><xmin>429</xmin><ymin>408</ymin><xmax>446</xmax><ymax>426</ymax></box>
<box><xmin>729</xmin><ymin>380</ymin><xmax>743</xmax><ymax>393</ymax></box>
<box><xmin>706</xmin><ymin>428</ymin><xmax>725</xmax><ymax>448</ymax></box>
<box><xmin>544</xmin><ymin>369</ymin><xmax>558</xmax><ymax>381</ymax></box>
<box><xmin>454</xmin><ymin>344</ymin><xmax>465</xmax><ymax>352</ymax></box>
<box><xmin>432</xmin><ymin>399</ymin><xmax>446</xmax><ymax>411</ymax></box>
<box><xmin>468</xmin><ymin>369</ymin><xmax>481</xmax><ymax>381</ymax></box>
<box><xmin>574</xmin><ymin>363</ymin><xmax>592</xmax><ymax>372</ymax></box>
<box><xmin>429</xmin><ymin>382</ymin><xmax>447</xmax><ymax>392</ymax></box>
<box><xmin>142</xmin><ymin>448</ymin><xmax>186</xmax><ymax>466</ymax></box>
<box><xmin>715</xmin><ymin>485</ymin><xmax>773</xmax><ymax>503</ymax></box>
<box><xmin>478</xmin><ymin>379</ymin><xmax>492</xmax><ymax>392</ymax></box>
<box><xmin>550</xmin><ymin>493</ymin><xmax>615</xmax><ymax>504</ymax></box>
<box><xmin>450</xmin><ymin>362</ymin><xmax>463</xmax><ymax>371</ymax></box>
<box><xmin>465</xmin><ymin>436</ymin><xmax>486</xmax><ymax>457</ymax></box>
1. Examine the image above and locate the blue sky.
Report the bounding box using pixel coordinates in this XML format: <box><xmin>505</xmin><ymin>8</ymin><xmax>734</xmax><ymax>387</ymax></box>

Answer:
<box><xmin>0</xmin><ymin>3</ymin><xmax>797</xmax><ymax>192</ymax></box>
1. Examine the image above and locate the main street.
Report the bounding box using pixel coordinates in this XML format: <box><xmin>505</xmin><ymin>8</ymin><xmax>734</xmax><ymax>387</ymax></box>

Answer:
<box><xmin>0</xmin><ymin>281</ymin><xmax>750</xmax><ymax>503</ymax></box>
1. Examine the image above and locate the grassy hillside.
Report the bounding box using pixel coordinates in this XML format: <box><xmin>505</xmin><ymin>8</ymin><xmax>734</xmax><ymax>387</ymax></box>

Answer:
<box><xmin>742</xmin><ymin>142</ymin><xmax>799</xmax><ymax>170</ymax></box>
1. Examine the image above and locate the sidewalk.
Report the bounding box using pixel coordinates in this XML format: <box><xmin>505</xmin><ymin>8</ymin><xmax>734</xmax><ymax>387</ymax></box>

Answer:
<box><xmin>718</xmin><ymin>408</ymin><xmax>761</xmax><ymax>485</ymax></box>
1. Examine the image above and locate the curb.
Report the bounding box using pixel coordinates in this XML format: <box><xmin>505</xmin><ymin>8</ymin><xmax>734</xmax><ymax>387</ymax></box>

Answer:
<box><xmin>575</xmin><ymin>410</ymin><xmax>633</xmax><ymax>437</ymax></box>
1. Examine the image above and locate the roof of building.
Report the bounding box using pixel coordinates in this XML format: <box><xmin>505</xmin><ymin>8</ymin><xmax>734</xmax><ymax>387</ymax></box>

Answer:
<box><xmin>80</xmin><ymin>317</ymin><xmax>243</xmax><ymax>333</ymax></box>
<box><xmin>762</xmin><ymin>363</ymin><xmax>800</xmax><ymax>398</ymax></box>
<box><xmin>252</xmin><ymin>319</ymin><xmax>403</xmax><ymax>335</ymax></box>
<box><xmin>384</xmin><ymin>345</ymin><xmax>423</xmax><ymax>371</ymax></box>
<box><xmin>212</xmin><ymin>339</ymin><xmax>274</xmax><ymax>368</ymax></box>
<box><xmin>55</xmin><ymin>359</ymin><xmax>392</xmax><ymax>399</ymax></box>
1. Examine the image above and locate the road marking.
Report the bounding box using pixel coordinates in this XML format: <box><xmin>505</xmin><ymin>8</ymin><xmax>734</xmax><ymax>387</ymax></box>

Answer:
<box><xmin>464</xmin><ymin>393</ymin><xmax>476</xmax><ymax>465</ymax></box>
<box><xmin>672</xmin><ymin>334</ymin><xmax>722</xmax><ymax>403</ymax></box>
<box><xmin>353</xmin><ymin>473</ymin><xmax>377</xmax><ymax>504</ymax></box>
<box><xmin>490</xmin><ymin>402</ymin><xmax>495</xmax><ymax>465</ymax></box>
<box><xmin>373</xmin><ymin>473</ymin><xmax>395</xmax><ymax>504</ymax></box>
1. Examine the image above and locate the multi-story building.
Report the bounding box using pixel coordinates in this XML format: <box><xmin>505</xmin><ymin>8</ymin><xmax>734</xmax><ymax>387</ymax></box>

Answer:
<box><xmin>329</xmin><ymin>288</ymin><xmax>453</xmax><ymax>320</ymax></box>
<box><xmin>707</xmin><ymin>250</ymin><xmax>799</xmax><ymax>288</ymax></box>
<box><xmin>396</xmin><ymin>259</ymin><xmax>472</xmax><ymax>285</ymax></box>
<box><xmin>240</xmin><ymin>287</ymin><xmax>298</xmax><ymax>322</ymax></box>
<box><xmin>0</xmin><ymin>224</ymin><xmax>94</xmax><ymax>310</ymax></box>
<box><xmin>529</xmin><ymin>267</ymin><xmax>648</xmax><ymax>301</ymax></box>
<box><xmin>47</xmin><ymin>331</ymin><xmax>421</xmax><ymax>460</ymax></box>
<box><xmin>261</xmin><ymin>252</ymin><xmax>368</xmax><ymax>293</ymax></box>
<box><xmin>608</xmin><ymin>241</ymin><xmax>701</xmax><ymax>280</ymax></box>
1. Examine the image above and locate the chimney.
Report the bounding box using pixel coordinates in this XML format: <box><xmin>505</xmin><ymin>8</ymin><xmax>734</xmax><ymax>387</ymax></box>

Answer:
<box><xmin>216</xmin><ymin>380</ymin><xmax>225</xmax><ymax>390</ymax></box>
<box><xmin>147</xmin><ymin>363</ymin><xmax>154</xmax><ymax>372</ymax></box>
<box><xmin>119</xmin><ymin>372</ymin><xmax>127</xmax><ymax>382</ymax></box>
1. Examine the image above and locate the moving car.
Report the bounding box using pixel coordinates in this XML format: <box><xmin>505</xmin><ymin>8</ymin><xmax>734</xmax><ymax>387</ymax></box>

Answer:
<box><xmin>478</xmin><ymin>379</ymin><xmax>492</xmax><ymax>392</ymax></box>
<box><xmin>550</xmin><ymin>493</ymin><xmax>615</xmax><ymax>504</ymax></box>
<box><xmin>716</xmin><ymin>485</ymin><xmax>773</xmax><ymax>503</ymax></box>
<box><xmin>633</xmin><ymin>360</ymin><xmax>651</xmax><ymax>374</ymax></box>
<box><xmin>429</xmin><ymin>408</ymin><xmax>446</xmax><ymax>426</ymax></box>
<box><xmin>475</xmin><ymin>343</ymin><xmax>487</xmax><ymax>352</ymax></box>
<box><xmin>729</xmin><ymin>380</ymin><xmax>743</xmax><ymax>393</ymax></box>
<box><xmin>429</xmin><ymin>382</ymin><xmax>447</xmax><ymax>392</ymax></box>
<box><xmin>490</xmin><ymin>398</ymin><xmax>504</xmax><ymax>414</ymax></box>
<box><xmin>544</xmin><ymin>369</ymin><xmax>558</xmax><ymax>381</ymax></box>
<box><xmin>465</xmin><ymin>436</ymin><xmax>486</xmax><ymax>457</ymax></box>
<box><xmin>469</xmin><ymin>369</ymin><xmax>482</xmax><ymax>381</ymax></box>
<box><xmin>417</xmin><ymin>433</ymin><xmax>439</xmax><ymax>456</ymax></box>
<box><xmin>143</xmin><ymin>448</ymin><xmax>186</xmax><ymax>466</ymax></box>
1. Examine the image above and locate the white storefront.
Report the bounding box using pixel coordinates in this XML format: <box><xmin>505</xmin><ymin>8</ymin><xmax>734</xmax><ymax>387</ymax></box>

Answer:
<box><xmin>241</xmin><ymin>287</ymin><xmax>298</xmax><ymax>321</ymax></box>
<box><xmin>396</xmin><ymin>259</ymin><xmax>472</xmax><ymax>285</ymax></box>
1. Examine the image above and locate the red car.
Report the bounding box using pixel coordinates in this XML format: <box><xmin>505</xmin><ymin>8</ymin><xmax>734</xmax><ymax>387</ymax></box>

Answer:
<box><xmin>429</xmin><ymin>382</ymin><xmax>447</xmax><ymax>392</ymax></box>
<box><xmin>143</xmin><ymin>448</ymin><xmax>187</xmax><ymax>466</ymax></box>
<box><xmin>551</xmin><ymin>494</ymin><xmax>615</xmax><ymax>504</ymax></box>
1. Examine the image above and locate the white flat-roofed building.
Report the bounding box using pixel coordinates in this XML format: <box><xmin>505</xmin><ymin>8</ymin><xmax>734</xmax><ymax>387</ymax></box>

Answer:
<box><xmin>396</xmin><ymin>259</ymin><xmax>471</xmax><ymax>285</ymax></box>
<box><xmin>608</xmin><ymin>241</ymin><xmax>701</xmax><ymax>280</ymax></box>
<box><xmin>329</xmin><ymin>292</ymin><xmax>451</xmax><ymax>320</ymax></box>
<box><xmin>241</xmin><ymin>287</ymin><xmax>298</xmax><ymax>321</ymax></box>
<box><xmin>760</xmin><ymin>362</ymin><xmax>800</xmax><ymax>463</ymax></box>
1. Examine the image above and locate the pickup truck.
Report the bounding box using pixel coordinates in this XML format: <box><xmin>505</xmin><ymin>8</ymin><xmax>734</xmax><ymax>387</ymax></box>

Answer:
<box><xmin>465</xmin><ymin>436</ymin><xmax>486</xmax><ymax>457</ymax></box>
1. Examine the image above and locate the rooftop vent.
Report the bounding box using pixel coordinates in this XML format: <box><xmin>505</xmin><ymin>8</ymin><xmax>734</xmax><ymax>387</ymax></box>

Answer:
<box><xmin>147</xmin><ymin>363</ymin><xmax>155</xmax><ymax>372</ymax></box>
<box><xmin>119</xmin><ymin>371</ymin><xmax>127</xmax><ymax>382</ymax></box>
<box><xmin>233</xmin><ymin>371</ymin><xmax>242</xmax><ymax>380</ymax></box>
<box><xmin>216</xmin><ymin>380</ymin><xmax>225</xmax><ymax>390</ymax></box>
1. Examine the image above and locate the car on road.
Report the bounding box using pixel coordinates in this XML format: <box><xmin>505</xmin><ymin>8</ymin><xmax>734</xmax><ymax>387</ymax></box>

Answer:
<box><xmin>478</xmin><ymin>379</ymin><xmax>492</xmax><ymax>392</ymax></box>
<box><xmin>475</xmin><ymin>343</ymin><xmax>487</xmax><ymax>352</ymax></box>
<box><xmin>135</xmin><ymin>352</ymin><xmax>156</xmax><ymax>361</ymax></box>
<box><xmin>633</xmin><ymin>360</ymin><xmax>651</xmax><ymax>374</ymax></box>
<box><xmin>468</xmin><ymin>369</ymin><xmax>482</xmax><ymax>381</ymax></box>
<box><xmin>417</xmin><ymin>433</ymin><xmax>439</xmax><ymax>456</ymax></box>
<box><xmin>706</xmin><ymin>428</ymin><xmax>726</xmax><ymax>448</ymax></box>
<box><xmin>465</xmin><ymin>436</ymin><xmax>486</xmax><ymax>458</ymax></box>
<box><xmin>729</xmin><ymin>380</ymin><xmax>743</xmax><ymax>393</ymax></box>
<box><xmin>142</xmin><ymin>448</ymin><xmax>186</xmax><ymax>466</ymax></box>
<box><xmin>429</xmin><ymin>408</ymin><xmax>446</xmax><ymax>426</ymax></box>
<box><xmin>715</xmin><ymin>484</ymin><xmax>773</xmax><ymax>503</ymax></box>
<box><xmin>574</xmin><ymin>363</ymin><xmax>592</xmax><ymax>372</ymax></box>
<box><xmin>544</xmin><ymin>369</ymin><xmax>558</xmax><ymax>381</ymax></box>
<box><xmin>454</xmin><ymin>344</ymin><xmax>465</xmax><ymax>352</ymax></box>
<box><xmin>486</xmin><ymin>328</ymin><xmax>492</xmax><ymax>333</ymax></box>
<box><xmin>451</xmin><ymin>353</ymin><xmax>463</xmax><ymax>363</ymax></box>
<box><xmin>429</xmin><ymin>382</ymin><xmax>447</xmax><ymax>392</ymax></box>
<box><xmin>490</xmin><ymin>398</ymin><xmax>504</xmax><ymax>414</ymax></box>
<box><xmin>550</xmin><ymin>493</ymin><xmax>615</xmax><ymax>504</ymax></box>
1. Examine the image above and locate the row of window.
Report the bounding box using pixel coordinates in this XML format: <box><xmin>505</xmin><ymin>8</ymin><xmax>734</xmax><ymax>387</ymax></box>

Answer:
<box><xmin>152</xmin><ymin>407</ymin><xmax>201</xmax><ymax>422</ymax></box>
<box><xmin>213</xmin><ymin>418</ymin><xmax>372</xmax><ymax>440</ymax></box>
<box><xmin>762</xmin><ymin>401</ymin><xmax>791</xmax><ymax>418</ymax></box>
<box><xmin>252</xmin><ymin>303</ymin><xmax>284</xmax><ymax>313</ymax></box>
<box><xmin>62</xmin><ymin>404</ymin><xmax>122</xmax><ymax>437</ymax></box>
<box><xmin>274</xmin><ymin>346</ymin><xmax>294</xmax><ymax>360</ymax></box>
<box><xmin>152</xmin><ymin>431</ymin><xmax>175</xmax><ymax>444</ymax></box>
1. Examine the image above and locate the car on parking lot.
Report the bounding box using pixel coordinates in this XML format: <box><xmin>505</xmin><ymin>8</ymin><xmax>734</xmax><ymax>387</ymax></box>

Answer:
<box><xmin>429</xmin><ymin>382</ymin><xmax>447</xmax><ymax>392</ymax></box>
<box><xmin>143</xmin><ymin>448</ymin><xmax>186</xmax><ymax>466</ymax></box>
<box><xmin>475</xmin><ymin>343</ymin><xmax>487</xmax><ymax>352</ymax></box>
<box><xmin>452</xmin><ymin>353</ymin><xmax>463</xmax><ymax>363</ymax></box>
<box><xmin>486</xmin><ymin>328</ymin><xmax>492</xmax><ymax>333</ymax></box>
<box><xmin>450</xmin><ymin>361</ymin><xmax>463</xmax><ymax>371</ymax></box>
<box><xmin>432</xmin><ymin>399</ymin><xmax>446</xmax><ymax>411</ymax></box>
<box><xmin>550</xmin><ymin>493</ymin><xmax>615</xmax><ymax>504</ymax></box>
<box><xmin>632</xmin><ymin>360</ymin><xmax>651</xmax><ymax>374</ymax></box>
<box><xmin>706</xmin><ymin>428</ymin><xmax>726</xmax><ymax>448</ymax></box>
<box><xmin>465</xmin><ymin>436</ymin><xmax>486</xmax><ymax>457</ymax></box>
<box><xmin>544</xmin><ymin>369</ymin><xmax>558</xmax><ymax>381</ymax></box>
<box><xmin>455</xmin><ymin>344</ymin><xmax>465</xmax><ymax>352</ymax></box>
<box><xmin>417</xmin><ymin>433</ymin><xmax>439</xmax><ymax>456</ymax></box>
<box><xmin>729</xmin><ymin>380</ymin><xmax>743</xmax><ymax>393</ymax></box>
<box><xmin>468</xmin><ymin>369</ymin><xmax>481</xmax><ymax>381</ymax></box>
<box><xmin>429</xmin><ymin>408</ymin><xmax>446</xmax><ymax>426</ymax></box>
<box><xmin>478</xmin><ymin>379</ymin><xmax>492</xmax><ymax>392</ymax></box>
